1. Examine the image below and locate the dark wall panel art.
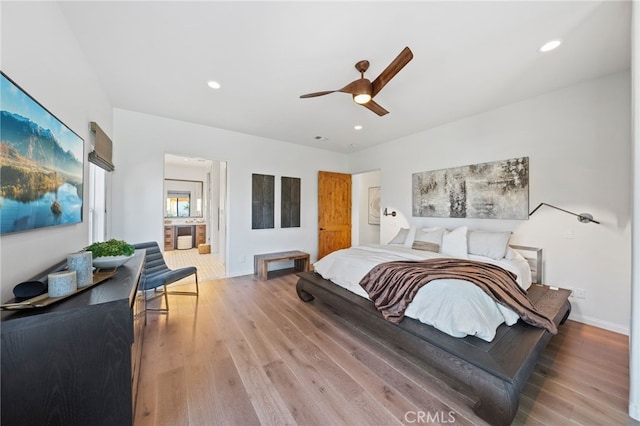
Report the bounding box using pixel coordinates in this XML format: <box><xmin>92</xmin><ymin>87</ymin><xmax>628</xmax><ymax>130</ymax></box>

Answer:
<box><xmin>252</xmin><ymin>173</ymin><xmax>274</xmax><ymax>229</ymax></box>
<box><xmin>412</xmin><ymin>157</ymin><xmax>529</xmax><ymax>220</ymax></box>
<box><xmin>281</xmin><ymin>176</ymin><xmax>301</xmax><ymax>228</ymax></box>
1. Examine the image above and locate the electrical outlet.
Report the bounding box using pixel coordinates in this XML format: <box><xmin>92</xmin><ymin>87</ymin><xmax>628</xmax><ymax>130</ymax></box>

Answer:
<box><xmin>239</xmin><ymin>255</ymin><xmax>246</xmax><ymax>263</ymax></box>
<box><xmin>568</xmin><ymin>287</ymin><xmax>586</xmax><ymax>299</ymax></box>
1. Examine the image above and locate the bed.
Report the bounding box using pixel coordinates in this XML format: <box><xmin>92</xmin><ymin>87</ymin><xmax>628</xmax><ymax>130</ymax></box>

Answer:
<box><xmin>295</xmin><ymin>229</ymin><xmax>571</xmax><ymax>425</ymax></box>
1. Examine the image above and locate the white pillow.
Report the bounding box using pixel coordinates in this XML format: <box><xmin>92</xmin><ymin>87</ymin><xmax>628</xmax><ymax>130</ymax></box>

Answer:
<box><xmin>504</xmin><ymin>247</ymin><xmax>525</xmax><ymax>261</ymax></box>
<box><xmin>441</xmin><ymin>226</ymin><xmax>468</xmax><ymax>258</ymax></box>
<box><xmin>403</xmin><ymin>226</ymin><xmax>418</xmax><ymax>248</ymax></box>
<box><xmin>388</xmin><ymin>228</ymin><xmax>409</xmax><ymax>245</ymax></box>
<box><xmin>412</xmin><ymin>228</ymin><xmax>444</xmax><ymax>252</ymax></box>
<box><xmin>387</xmin><ymin>227</ymin><xmax>417</xmax><ymax>247</ymax></box>
<box><xmin>467</xmin><ymin>231</ymin><xmax>512</xmax><ymax>260</ymax></box>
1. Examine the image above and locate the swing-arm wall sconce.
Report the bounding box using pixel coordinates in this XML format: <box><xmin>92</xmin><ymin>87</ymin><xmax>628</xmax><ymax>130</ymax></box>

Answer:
<box><xmin>383</xmin><ymin>208</ymin><xmax>396</xmax><ymax>217</ymax></box>
<box><xmin>529</xmin><ymin>202</ymin><xmax>599</xmax><ymax>224</ymax></box>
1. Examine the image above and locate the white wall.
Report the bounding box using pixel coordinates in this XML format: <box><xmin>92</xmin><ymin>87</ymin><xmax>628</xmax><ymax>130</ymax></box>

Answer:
<box><xmin>349</xmin><ymin>71</ymin><xmax>632</xmax><ymax>333</ymax></box>
<box><xmin>352</xmin><ymin>170</ymin><xmax>381</xmax><ymax>245</ymax></box>
<box><xmin>112</xmin><ymin>108</ymin><xmax>348</xmax><ymax>277</ymax></box>
<box><xmin>0</xmin><ymin>2</ymin><xmax>113</xmax><ymax>303</ymax></box>
<box><xmin>628</xmin><ymin>1</ymin><xmax>639</xmax><ymax>420</ymax></box>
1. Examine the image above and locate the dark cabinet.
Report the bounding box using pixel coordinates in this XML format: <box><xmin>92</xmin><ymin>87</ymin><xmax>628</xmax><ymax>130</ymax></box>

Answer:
<box><xmin>164</xmin><ymin>224</ymin><xmax>206</xmax><ymax>250</ymax></box>
<box><xmin>1</xmin><ymin>250</ymin><xmax>145</xmax><ymax>426</ymax></box>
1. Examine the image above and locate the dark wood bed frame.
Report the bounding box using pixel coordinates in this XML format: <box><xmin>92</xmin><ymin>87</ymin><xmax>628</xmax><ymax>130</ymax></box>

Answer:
<box><xmin>296</xmin><ymin>271</ymin><xmax>571</xmax><ymax>425</ymax></box>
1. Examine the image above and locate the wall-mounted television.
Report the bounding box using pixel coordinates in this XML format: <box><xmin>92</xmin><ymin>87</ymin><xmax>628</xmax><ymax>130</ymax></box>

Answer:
<box><xmin>0</xmin><ymin>71</ymin><xmax>84</xmax><ymax>235</ymax></box>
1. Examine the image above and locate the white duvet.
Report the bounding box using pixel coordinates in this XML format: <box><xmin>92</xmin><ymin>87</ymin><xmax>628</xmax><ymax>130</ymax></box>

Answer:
<box><xmin>313</xmin><ymin>244</ymin><xmax>532</xmax><ymax>342</ymax></box>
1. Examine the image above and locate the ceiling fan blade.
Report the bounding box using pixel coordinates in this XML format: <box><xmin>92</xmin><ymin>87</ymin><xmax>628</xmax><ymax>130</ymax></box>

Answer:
<box><xmin>371</xmin><ymin>46</ymin><xmax>413</xmax><ymax>98</ymax></box>
<box><xmin>337</xmin><ymin>79</ymin><xmax>370</xmax><ymax>95</ymax></box>
<box><xmin>300</xmin><ymin>90</ymin><xmax>336</xmax><ymax>98</ymax></box>
<box><xmin>362</xmin><ymin>99</ymin><xmax>389</xmax><ymax>116</ymax></box>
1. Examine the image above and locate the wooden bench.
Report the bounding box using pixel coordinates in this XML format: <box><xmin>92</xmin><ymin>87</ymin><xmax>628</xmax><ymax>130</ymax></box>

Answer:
<box><xmin>254</xmin><ymin>250</ymin><xmax>310</xmax><ymax>280</ymax></box>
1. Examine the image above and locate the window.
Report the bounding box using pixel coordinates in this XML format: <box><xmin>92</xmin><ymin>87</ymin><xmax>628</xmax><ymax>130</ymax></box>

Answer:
<box><xmin>88</xmin><ymin>163</ymin><xmax>107</xmax><ymax>244</ymax></box>
<box><xmin>164</xmin><ymin>179</ymin><xmax>203</xmax><ymax>218</ymax></box>
<box><xmin>166</xmin><ymin>191</ymin><xmax>191</xmax><ymax>217</ymax></box>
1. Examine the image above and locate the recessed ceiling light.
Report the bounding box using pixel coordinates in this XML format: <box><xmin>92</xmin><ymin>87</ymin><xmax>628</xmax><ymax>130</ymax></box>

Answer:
<box><xmin>314</xmin><ymin>136</ymin><xmax>329</xmax><ymax>142</ymax></box>
<box><xmin>539</xmin><ymin>39</ymin><xmax>562</xmax><ymax>53</ymax></box>
<box><xmin>350</xmin><ymin>143</ymin><xmax>359</xmax><ymax>148</ymax></box>
<box><xmin>207</xmin><ymin>80</ymin><xmax>221</xmax><ymax>89</ymax></box>
<box><xmin>354</xmin><ymin>125</ymin><xmax>363</xmax><ymax>130</ymax></box>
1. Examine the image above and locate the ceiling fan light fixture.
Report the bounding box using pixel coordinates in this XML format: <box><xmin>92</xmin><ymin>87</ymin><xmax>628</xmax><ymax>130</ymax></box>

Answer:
<box><xmin>351</xmin><ymin>78</ymin><xmax>372</xmax><ymax>104</ymax></box>
<box><xmin>353</xmin><ymin>93</ymin><xmax>371</xmax><ymax>104</ymax></box>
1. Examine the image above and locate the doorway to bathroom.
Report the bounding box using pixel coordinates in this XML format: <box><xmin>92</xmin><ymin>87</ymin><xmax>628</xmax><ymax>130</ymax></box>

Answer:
<box><xmin>162</xmin><ymin>154</ymin><xmax>227</xmax><ymax>280</ymax></box>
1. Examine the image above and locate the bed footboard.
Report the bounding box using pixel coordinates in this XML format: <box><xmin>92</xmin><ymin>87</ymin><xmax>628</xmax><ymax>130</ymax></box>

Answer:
<box><xmin>295</xmin><ymin>272</ymin><xmax>571</xmax><ymax>426</ymax></box>
<box><xmin>296</xmin><ymin>283</ymin><xmax>315</xmax><ymax>302</ymax></box>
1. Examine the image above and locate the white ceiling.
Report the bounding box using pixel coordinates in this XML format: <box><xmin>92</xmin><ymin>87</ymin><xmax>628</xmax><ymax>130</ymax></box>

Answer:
<box><xmin>58</xmin><ymin>1</ymin><xmax>631</xmax><ymax>153</ymax></box>
<box><xmin>165</xmin><ymin>153</ymin><xmax>214</xmax><ymax>168</ymax></box>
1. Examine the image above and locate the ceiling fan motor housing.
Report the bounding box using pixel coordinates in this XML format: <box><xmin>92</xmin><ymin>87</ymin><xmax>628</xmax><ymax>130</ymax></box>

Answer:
<box><xmin>352</xmin><ymin>79</ymin><xmax>372</xmax><ymax>104</ymax></box>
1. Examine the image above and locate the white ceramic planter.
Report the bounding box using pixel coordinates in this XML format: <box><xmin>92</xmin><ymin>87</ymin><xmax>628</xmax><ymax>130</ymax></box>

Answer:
<box><xmin>92</xmin><ymin>255</ymin><xmax>134</xmax><ymax>270</ymax></box>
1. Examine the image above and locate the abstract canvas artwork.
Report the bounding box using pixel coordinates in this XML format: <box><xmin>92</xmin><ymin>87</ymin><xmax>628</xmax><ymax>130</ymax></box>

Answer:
<box><xmin>412</xmin><ymin>157</ymin><xmax>529</xmax><ymax>220</ymax></box>
<box><xmin>368</xmin><ymin>186</ymin><xmax>380</xmax><ymax>225</ymax></box>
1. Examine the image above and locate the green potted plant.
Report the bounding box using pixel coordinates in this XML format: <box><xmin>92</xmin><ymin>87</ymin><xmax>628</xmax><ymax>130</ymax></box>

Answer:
<box><xmin>84</xmin><ymin>239</ymin><xmax>135</xmax><ymax>269</ymax></box>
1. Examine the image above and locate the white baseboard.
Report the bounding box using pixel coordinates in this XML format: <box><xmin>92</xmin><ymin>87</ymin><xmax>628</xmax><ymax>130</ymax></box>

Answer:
<box><xmin>226</xmin><ymin>269</ymin><xmax>254</xmax><ymax>278</ymax></box>
<box><xmin>568</xmin><ymin>312</ymin><xmax>629</xmax><ymax>335</ymax></box>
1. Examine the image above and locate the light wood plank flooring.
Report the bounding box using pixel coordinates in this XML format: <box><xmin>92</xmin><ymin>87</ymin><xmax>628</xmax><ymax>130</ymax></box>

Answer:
<box><xmin>135</xmin><ymin>272</ymin><xmax>639</xmax><ymax>425</ymax></box>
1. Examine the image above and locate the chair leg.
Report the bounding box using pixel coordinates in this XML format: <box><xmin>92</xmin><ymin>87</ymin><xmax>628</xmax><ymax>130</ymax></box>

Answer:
<box><xmin>145</xmin><ymin>285</ymin><xmax>169</xmax><ymax>313</ymax></box>
<box><xmin>145</xmin><ymin>272</ymin><xmax>197</xmax><ymax>317</ymax></box>
<box><xmin>143</xmin><ymin>287</ymin><xmax>147</xmax><ymax>325</ymax></box>
<box><xmin>165</xmin><ymin>272</ymin><xmax>199</xmax><ymax>297</ymax></box>
<box><xmin>163</xmin><ymin>284</ymin><xmax>169</xmax><ymax>309</ymax></box>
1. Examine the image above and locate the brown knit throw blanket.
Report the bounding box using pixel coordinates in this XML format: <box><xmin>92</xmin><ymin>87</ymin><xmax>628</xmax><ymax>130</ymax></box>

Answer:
<box><xmin>359</xmin><ymin>258</ymin><xmax>557</xmax><ymax>334</ymax></box>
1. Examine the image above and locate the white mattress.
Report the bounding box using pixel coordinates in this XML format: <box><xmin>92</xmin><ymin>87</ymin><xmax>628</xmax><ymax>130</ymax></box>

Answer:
<box><xmin>312</xmin><ymin>244</ymin><xmax>532</xmax><ymax>342</ymax></box>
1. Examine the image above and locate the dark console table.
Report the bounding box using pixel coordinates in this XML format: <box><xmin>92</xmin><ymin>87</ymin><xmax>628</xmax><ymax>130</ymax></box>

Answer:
<box><xmin>1</xmin><ymin>249</ymin><xmax>145</xmax><ymax>426</ymax></box>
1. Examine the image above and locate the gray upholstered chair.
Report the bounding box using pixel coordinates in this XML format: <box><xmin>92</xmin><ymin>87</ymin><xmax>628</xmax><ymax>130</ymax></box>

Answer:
<box><xmin>132</xmin><ymin>241</ymin><xmax>198</xmax><ymax>314</ymax></box>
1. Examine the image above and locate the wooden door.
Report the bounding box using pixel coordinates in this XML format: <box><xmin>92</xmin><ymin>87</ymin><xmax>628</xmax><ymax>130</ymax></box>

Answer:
<box><xmin>318</xmin><ymin>171</ymin><xmax>352</xmax><ymax>259</ymax></box>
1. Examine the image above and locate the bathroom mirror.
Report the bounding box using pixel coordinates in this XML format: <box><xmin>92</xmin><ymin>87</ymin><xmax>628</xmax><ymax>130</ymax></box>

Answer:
<box><xmin>164</xmin><ymin>179</ymin><xmax>203</xmax><ymax>218</ymax></box>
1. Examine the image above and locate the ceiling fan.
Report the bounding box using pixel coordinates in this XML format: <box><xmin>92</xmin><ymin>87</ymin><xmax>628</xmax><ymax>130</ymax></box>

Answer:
<box><xmin>299</xmin><ymin>46</ymin><xmax>413</xmax><ymax>116</ymax></box>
